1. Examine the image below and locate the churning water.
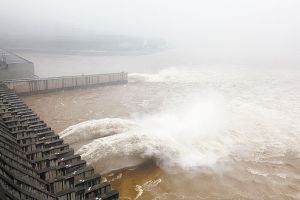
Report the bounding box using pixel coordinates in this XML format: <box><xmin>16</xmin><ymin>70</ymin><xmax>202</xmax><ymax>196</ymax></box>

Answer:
<box><xmin>22</xmin><ymin>51</ymin><xmax>300</xmax><ymax>199</ymax></box>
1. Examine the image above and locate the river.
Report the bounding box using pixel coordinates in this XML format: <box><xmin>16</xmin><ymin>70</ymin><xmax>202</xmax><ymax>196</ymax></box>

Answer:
<box><xmin>20</xmin><ymin>49</ymin><xmax>300</xmax><ymax>200</ymax></box>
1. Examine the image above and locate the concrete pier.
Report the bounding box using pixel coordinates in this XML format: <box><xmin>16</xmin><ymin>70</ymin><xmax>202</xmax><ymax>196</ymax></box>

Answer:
<box><xmin>0</xmin><ymin>83</ymin><xmax>119</xmax><ymax>200</ymax></box>
<box><xmin>2</xmin><ymin>72</ymin><xmax>128</xmax><ymax>95</ymax></box>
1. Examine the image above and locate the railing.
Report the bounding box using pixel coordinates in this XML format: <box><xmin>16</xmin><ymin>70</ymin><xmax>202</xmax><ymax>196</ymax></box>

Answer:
<box><xmin>2</xmin><ymin>72</ymin><xmax>128</xmax><ymax>95</ymax></box>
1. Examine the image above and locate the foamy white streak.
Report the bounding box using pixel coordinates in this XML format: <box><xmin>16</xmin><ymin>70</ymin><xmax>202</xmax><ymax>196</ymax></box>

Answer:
<box><xmin>59</xmin><ymin>118</ymin><xmax>136</xmax><ymax>144</ymax></box>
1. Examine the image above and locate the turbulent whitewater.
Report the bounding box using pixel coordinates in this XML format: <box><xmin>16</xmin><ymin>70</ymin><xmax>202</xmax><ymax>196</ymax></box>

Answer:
<box><xmin>58</xmin><ymin>67</ymin><xmax>300</xmax><ymax>177</ymax></box>
<box><xmin>25</xmin><ymin>65</ymin><xmax>300</xmax><ymax>199</ymax></box>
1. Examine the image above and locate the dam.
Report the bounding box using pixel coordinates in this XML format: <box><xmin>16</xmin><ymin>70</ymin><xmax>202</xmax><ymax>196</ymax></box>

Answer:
<box><xmin>0</xmin><ymin>51</ymin><xmax>124</xmax><ymax>199</ymax></box>
<box><xmin>3</xmin><ymin>72</ymin><xmax>128</xmax><ymax>95</ymax></box>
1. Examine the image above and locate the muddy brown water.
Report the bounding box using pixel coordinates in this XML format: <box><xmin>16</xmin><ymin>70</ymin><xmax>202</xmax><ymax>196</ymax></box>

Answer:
<box><xmin>20</xmin><ymin>50</ymin><xmax>300</xmax><ymax>199</ymax></box>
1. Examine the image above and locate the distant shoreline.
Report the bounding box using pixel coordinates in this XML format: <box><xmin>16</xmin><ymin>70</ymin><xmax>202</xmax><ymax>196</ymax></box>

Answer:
<box><xmin>0</xmin><ymin>35</ymin><xmax>169</xmax><ymax>56</ymax></box>
<box><xmin>11</xmin><ymin>47</ymin><xmax>168</xmax><ymax>56</ymax></box>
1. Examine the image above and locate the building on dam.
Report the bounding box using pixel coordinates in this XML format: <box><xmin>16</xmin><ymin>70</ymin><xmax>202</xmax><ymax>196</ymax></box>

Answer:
<box><xmin>0</xmin><ymin>49</ymin><xmax>35</xmax><ymax>81</ymax></box>
<box><xmin>0</xmin><ymin>51</ymin><xmax>120</xmax><ymax>200</ymax></box>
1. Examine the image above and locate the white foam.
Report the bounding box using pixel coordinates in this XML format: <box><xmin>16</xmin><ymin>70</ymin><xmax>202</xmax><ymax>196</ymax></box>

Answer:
<box><xmin>134</xmin><ymin>178</ymin><xmax>162</xmax><ymax>200</ymax></box>
<box><xmin>59</xmin><ymin>118</ymin><xmax>137</xmax><ymax>144</ymax></box>
<box><xmin>69</xmin><ymin>93</ymin><xmax>233</xmax><ymax>172</ymax></box>
<box><xmin>129</xmin><ymin>68</ymin><xmax>203</xmax><ymax>83</ymax></box>
<box><xmin>60</xmin><ymin>67</ymin><xmax>300</xmax><ymax>173</ymax></box>
<box><xmin>247</xmin><ymin>168</ymin><xmax>269</xmax><ymax>177</ymax></box>
<box><xmin>276</xmin><ymin>173</ymin><xmax>287</xmax><ymax>179</ymax></box>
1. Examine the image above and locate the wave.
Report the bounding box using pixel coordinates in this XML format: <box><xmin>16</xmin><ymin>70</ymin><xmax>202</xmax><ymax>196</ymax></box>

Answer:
<box><xmin>59</xmin><ymin>68</ymin><xmax>300</xmax><ymax>173</ymax></box>
<box><xmin>59</xmin><ymin>93</ymin><xmax>231</xmax><ymax>173</ymax></box>
<box><xmin>75</xmin><ymin>127</ymin><xmax>229</xmax><ymax>173</ymax></box>
<box><xmin>59</xmin><ymin>118</ymin><xmax>136</xmax><ymax>145</ymax></box>
<box><xmin>129</xmin><ymin>68</ymin><xmax>203</xmax><ymax>83</ymax></box>
<box><xmin>129</xmin><ymin>66</ymin><xmax>300</xmax><ymax>84</ymax></box>
<box><xmin>59</xmin><ymin>99</ymin><xmax>300</xmax><ymax>173</ymax></box>
<box><xmin>128</xmin><ymin>67</ymin><xmax>249</xmax><ymax>83</ymax></box>
<box><xmin>134</xmin><ymin>178</ymin><xmax>162</xmax><ymax>200</ymax></box>
<box><xmin>66</xmin><ymin>116</ymin><xmax>229</xmax><ymax>173</ymax></box>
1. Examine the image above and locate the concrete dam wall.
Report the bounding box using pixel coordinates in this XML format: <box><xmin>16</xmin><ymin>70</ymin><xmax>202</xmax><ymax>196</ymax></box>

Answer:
<box><xmin>0</xmin><ymin>50</ymin><xmax>124</xmax><ymax>199</ymax></box>
<box><xmin>0</xmin><ymin>83</ymin><xmax>119</xmax><ymax>200</ymax></box>
<box><xmin>3</xmin><ymin>72</ymin><xmax>128</xmax><ymax>95</ymax></box>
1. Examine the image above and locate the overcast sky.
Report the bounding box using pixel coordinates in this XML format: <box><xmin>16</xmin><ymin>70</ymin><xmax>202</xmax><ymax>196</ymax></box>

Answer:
<box><xmin>0</xmin><ymin>0</ymin><xmax>300</xmax><ymax>52</ymax></box>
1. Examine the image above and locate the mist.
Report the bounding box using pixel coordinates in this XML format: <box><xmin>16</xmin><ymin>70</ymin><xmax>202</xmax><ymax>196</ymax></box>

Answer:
<box><xmin>0</xmin><ymin>0</ymin><xmax>300</xmax><ymax>200</ymax></box>
<box><xmin>1</xmin><ymin>0</ymin><xmax>300</xmax><ymax>66</ymax></box>
<box><xmin>1</xmin><ymin>1</ymin><xmax>300</xmax><ymax>200</ymax></box>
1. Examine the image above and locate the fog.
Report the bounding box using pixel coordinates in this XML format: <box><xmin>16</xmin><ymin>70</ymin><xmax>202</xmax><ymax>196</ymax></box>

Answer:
<box><xmin>1</xmin><ymin>0</ymin><xmax>300</xmax><ymax>65</ymax></box>
<box><xmin>3</xmin><ymin>2</ymin><xmax>299</xmax><ymax>199</ymax></box>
